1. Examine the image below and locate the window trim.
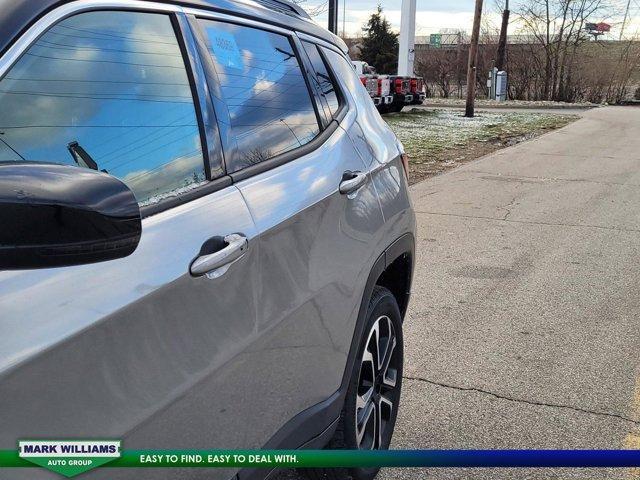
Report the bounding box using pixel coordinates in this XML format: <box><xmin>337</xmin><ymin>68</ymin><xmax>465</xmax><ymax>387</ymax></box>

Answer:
<box><xmin>314</xmin><ymin>41</ymin><xmax>348</xmax><ymax>121</ymax></box>
<box><xmin>297</xmin><ymin>37</ymin><xmax>332</xmax><ymax>128</ymax></box>
<box><xmin>296</xmin><ymin>31</ymin><xmax>346</xmax><ymax>58</ymax></box>
<box><xmin>297</xmin><ymin>32</ymin><xmax>349</xmax><ymax>124</ymax></box>
<box><xmin>191</xmin><ymin>15</ymin><xmax>325</xmax><ymax>176</ymax></box>
<box><xmin>140</xmin><ymin>175</ymin><xmax>232</xmax><ymax>218</ymax></box>
<box><xmin>174</xmin><ymin>12</ymin><xmax>226</xmax><ymax>182</ymax></box>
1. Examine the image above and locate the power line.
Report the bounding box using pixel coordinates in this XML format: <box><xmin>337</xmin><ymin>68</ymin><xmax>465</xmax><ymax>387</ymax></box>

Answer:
<box><xmin>0</xmin><ymin>90</ymin><xmax>192</xmax><ymax>104</ymax></box>
<box><xmin>4</xmin><ymin>77</ymin><xmax>189</xmax><ymax>86</ymax></box>
<box><xmin>34</xmin><ymin>39</ymin><xmax>182</xmax><ymax>57</ymax></box>
<box><xmin>0</xmin><ymin>135</ymin><xmax>26</xmax><ymax>161</ymax></box>
<box><xmin>23</xmin><ymin>52</ymin><xmax>184</xmax><ymax>69</ymax></box>
<box><xmin>51</xmin><ymin>24</ymin><xmax>179</xmax><ymax>45</ymax></box>
<box><xmin>0</xmin><ymin>124</ymin><xmax>197</xmax><ymax>129</ymax></box>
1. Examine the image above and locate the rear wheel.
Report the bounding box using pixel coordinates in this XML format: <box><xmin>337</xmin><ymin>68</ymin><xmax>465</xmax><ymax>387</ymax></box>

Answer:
<box><xmin>300</xmin><ymin>286</ymin><xmax>404</xmax><ymax>480</ymax></box>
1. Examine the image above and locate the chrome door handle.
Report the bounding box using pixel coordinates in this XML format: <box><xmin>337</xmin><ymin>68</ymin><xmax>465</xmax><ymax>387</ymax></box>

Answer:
<box><xmin>339</xmin><ymin>171</ymin><xmax>368</xmax><ymax>195</ymax></box>
<box><xmin>190</xmin><ymin>233</ymin><xmax>248</xmax><ymax>277</ymax></box>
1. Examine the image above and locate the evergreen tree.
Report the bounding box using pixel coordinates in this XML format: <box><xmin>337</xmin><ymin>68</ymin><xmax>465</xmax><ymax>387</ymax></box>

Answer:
<box><xmin>360</xmin><ymin>6</ymin><xmax>399</xmax><ymax>74</ymax></box>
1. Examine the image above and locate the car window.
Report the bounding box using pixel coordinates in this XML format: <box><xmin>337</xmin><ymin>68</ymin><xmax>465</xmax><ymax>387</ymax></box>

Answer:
<box><xmin>198</xmin><ymin>20</ymin><xmax>320</xmax><ymax>172</ymax></box>
<box><xmin>0</xmin><ymin>11</ymin><xmax>206</xmax><ymax>207</ymax></box>
<box><xmin>301</xmin><ymin>40</ymin><xmax>341</xmax><ymax>121</ymax></box>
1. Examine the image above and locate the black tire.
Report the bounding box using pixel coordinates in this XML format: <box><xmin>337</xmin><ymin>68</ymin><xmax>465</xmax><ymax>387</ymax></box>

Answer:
<box><xmin>300</xmin><ymin>286</ymin><xmax>404</xmax><ymax>480</ymax></box>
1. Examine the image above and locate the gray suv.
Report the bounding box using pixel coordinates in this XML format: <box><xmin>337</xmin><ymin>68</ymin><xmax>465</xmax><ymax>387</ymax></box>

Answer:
<box><xmin>0</xmin><ymin>1</ymin><xmax>415</xmax><ymax>479</ymax></box>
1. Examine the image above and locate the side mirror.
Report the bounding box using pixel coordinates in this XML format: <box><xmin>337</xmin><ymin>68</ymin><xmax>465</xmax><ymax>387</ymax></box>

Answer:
<box><xmin>0</xmin><ymin>162</ymin><xmax>142</xmax><ymax>270</ymax></box>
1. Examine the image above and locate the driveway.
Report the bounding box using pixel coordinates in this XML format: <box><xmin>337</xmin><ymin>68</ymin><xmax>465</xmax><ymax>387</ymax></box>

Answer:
<box><xmin>383</xmin><ymin>105</ymin><xmax>640</xmax><ymax>479</ymax></box>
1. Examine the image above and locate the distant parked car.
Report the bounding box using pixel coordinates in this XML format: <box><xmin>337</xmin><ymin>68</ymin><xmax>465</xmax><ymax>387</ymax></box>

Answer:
<box><xmin>352</xmin><ymin>60</ymin><xmax>376</xmax><ymax>76</ymax></box>
<box><xmin>360</xmin><ymin>74</ymin><xmax>382</xmax><ymax>106</ymax></box>
<box><xmin>389</xmin><ymin>76</ymin><xmax>414</xmax><ymax>112</ymax></box>
<box><xmin>376</xmin><ymin>76</ymin><xmax>394</xmax><ymax>113</ymax></box>
<box><xmin>410</xmin><ymin>77</ymin><xmax>427</xmax><ymax>105</ymax></box>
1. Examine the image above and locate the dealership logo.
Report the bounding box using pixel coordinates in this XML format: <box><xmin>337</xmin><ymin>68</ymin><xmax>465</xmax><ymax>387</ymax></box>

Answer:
<box><xmin>18</xmin><ymin>440</ymin><xmax>121</xmax><ymax>478</ymax></box>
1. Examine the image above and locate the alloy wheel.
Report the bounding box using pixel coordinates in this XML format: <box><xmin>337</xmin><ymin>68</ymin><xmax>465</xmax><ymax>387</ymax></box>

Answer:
<box><xmin>354</xmin><ymin>315</ymin><xmax>399</xmax><ymax>450</ymax></box>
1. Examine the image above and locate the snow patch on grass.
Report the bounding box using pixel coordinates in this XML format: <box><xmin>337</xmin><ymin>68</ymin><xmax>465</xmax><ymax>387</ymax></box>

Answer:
<box><xmin>385</xmin><ymin>108</ymin><xmax>577</xmax><ymax>161</ymax></box>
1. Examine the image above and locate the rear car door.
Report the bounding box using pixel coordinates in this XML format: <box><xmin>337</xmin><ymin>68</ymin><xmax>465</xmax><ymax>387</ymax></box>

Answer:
<box><xmin>192</xmin><ymin>15</ymin><xmax>386</xmax><ymax>451</ymax></box>
<box><xmin>319</xmin><ymin>46</ymin><xmax>414</xmax><ymax>236</ymax></box>
<box><xmin>0</xmin><ymin>8</ymin><xmax>259</xmax><ymax>480</ymax></box>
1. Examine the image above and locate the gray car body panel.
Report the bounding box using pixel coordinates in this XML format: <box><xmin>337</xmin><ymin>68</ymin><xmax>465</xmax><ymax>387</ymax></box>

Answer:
<box><xmin>0</xmin><ymin>2</ymin><xmax>415</xmax><ymax>480</ymax></box>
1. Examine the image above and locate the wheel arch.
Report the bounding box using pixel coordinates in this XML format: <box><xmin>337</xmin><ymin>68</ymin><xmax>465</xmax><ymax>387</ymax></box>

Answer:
<box><xmin>239</xmin><ymin>233</ymin><xmax>416</xmax><ymax>480</ymax></box>
<box><xmin>375</xmin><ymin>233</ymin><xmax>415</xmax><ymax>320</ymax></box>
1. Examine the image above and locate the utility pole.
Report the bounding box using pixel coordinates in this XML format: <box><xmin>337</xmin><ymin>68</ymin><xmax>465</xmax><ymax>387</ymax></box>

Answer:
<box><xmin>620</xmin><ymin>0</ymin><xmax>632</xmax><ymax>40</ymax></box>
<box><xmin>495</xmin><ymin>0</ymin><xmax>509</xmax><ymax>71</ymax></box>
<box><xmin>456</xmin><ymin>31</ymin><xmax>464</xmax><ymax>97</ymax></box>
<box><xmin>328</xmin><ymin>0</ymin><xmax>338</xmax><ymax>35</ymax></box>
<box><xmin>465</xmin><ymin>0</ymin><xmax>484</xmax><ymax>118</ymax></box>
<box><xmin>342</xmin><ymin>0</ymin><xmax>346</xmax><ymax>37</ymax></box>
<box><xmin>398</xmin><ymin>0</ymin><xmax>417</xmax><ymax>76</ymax></box>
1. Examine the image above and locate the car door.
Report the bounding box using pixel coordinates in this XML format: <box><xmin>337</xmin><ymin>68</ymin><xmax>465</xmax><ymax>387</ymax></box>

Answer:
<box><xmin>0</xmin><ymin>8</ymin><xmax>259</xmax><ymax>480</ymax></box>
<box><xmin>191</xmin><ymin>15</ymin><xmax>387</xmax><ymax>452</ymax></box>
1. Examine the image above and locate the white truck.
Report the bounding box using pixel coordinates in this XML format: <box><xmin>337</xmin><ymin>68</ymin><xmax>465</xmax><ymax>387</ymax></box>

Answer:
<box><xmin>352</xmin><ymin>61</ymin><xmax>393</xmax><ymax>111</ymax></box>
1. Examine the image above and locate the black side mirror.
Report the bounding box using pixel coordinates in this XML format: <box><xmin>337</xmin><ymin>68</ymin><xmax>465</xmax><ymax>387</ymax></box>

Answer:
<box><xmin>0</xmin><ymin>162</ymin><xmax>142</xmax><ymax>270</ymax></box>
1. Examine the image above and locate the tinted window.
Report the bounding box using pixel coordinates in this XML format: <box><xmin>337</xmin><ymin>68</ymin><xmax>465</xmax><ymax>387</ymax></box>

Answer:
<box><xmin>0</xmin><ymin>11</ymin><xmax>206</xmax><ymax>206</ymax></box>
<box><xmin>301</xmin><ymin>41</ymin><xmax>340</xmax><ymax>119</ymax></box>
<box><xmin>198</xmin><ymin>20</ymin><xmax>320</xmax><ymax>172</ymax></box>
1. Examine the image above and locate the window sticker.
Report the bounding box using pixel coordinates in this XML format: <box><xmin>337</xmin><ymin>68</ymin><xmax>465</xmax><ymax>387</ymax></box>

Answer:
<box><xmin>209</xmin><ymin>30</ymin><xmax>243</xmax><ymax>69</ymax></box>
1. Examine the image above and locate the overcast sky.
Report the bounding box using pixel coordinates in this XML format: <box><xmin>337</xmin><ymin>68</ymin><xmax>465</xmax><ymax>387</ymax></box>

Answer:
<box><xmin>302</xmin><ymin>0</ymin><xmax>640</xmax><ymax>39</ymax></box>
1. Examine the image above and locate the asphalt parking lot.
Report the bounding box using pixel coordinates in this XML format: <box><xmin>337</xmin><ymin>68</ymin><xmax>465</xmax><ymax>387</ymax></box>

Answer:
<box><xmin>281</xmin><ymin>106</ymin><xmax>640</xmax><ymax>480</ymax></box>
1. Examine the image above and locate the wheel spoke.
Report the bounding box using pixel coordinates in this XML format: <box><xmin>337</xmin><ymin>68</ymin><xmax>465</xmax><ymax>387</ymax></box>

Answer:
<box><xmin>380</xmin><ymin>337</ymin><xmax>396</xmax><ymax>380</ymax></box>
<box><xmin>383</xmin><ymin>366</ymin><xmax>398</xmax><ymax>388</ymax></box>
<box><xmin>362</xmin><ymin>348</ymin><xmax>375</xmax><ymax>373</ymax></box>
<box><xmin>356</xmin><ymin>400</ymin><xmax>375</xmax><ymax>447</ymax></box>
<box><xmin>375</xmin><ymin>396</ymin><xmax>383</xmax><ymax>449</ymax></box>
<box><xmin>370</xmin><ymin>321</ymin><xmax>381</xmax><ymax>374</ymax></box>
<box><xmin>380</xmin><ymin>393</ymin><xmax>394</xmax><ymax>413</ymax></box>
<box><xmin>377</xmin><ymin>394</ymin><xmax>394</xmax><ymax>449</ymax></box>
<box><xmin>378</xmin><ymin>317</ymin><xmax>397</xmax><ymax>386</ymax></box>
<box><xmin>356</xmin><ymin>386</ymin><xmax>374</xmax><ymax>410</ymax></box>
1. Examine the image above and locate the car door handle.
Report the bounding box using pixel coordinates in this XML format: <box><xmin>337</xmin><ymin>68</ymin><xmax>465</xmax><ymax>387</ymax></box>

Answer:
<box><xmin>339</xmin><ymin>171</ymin><xmax>368</xmax><ymax>195</ymax></box>
<box><xmin>190</xmin><ymin>233</ymin><xmax>248</xmax><ymax>278</ymax></box>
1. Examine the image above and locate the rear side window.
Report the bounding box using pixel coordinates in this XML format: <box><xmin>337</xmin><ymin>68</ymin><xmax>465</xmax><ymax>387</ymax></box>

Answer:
<box><xmin>301</xmin><ymin>41</ymin><xmax>341</xmax><ymax>121</ymax></box>
<box><xmin>197</xmin><ymin>20</ymin><xmax>320</xmax><ymax>172</ymax></box>
<box><xmin>0</xmin><ymin>11</ymin><xmax>206</xmax><ymax>207</ymax></box>
<box><xmin>321</xmin><ymin>47</ymin><xmax>383</xmax><ymax>121</ymax></box>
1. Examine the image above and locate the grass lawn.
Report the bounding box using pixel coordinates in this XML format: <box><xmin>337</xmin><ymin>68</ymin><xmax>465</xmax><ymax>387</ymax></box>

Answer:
<box><xmin>384</xmin><ymin>108</ymin><xmax>579</xmax><ymax>185</ymax></box>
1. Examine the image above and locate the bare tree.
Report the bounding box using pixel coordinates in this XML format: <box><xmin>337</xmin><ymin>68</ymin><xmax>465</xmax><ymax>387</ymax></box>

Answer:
<box><xmin>289</xmin><ymin>0</ymin><xmax>328</xmax><ymax>17</ymax></box>
<box><xmin>415</xmin><ymin>0</ymin><xmax>639</xmax><ymax>104</ymax></box>
<box><xmin>515</xmin><ymin>0</ymin><xmax>624</xmax><ymax>101</ymax></box>
<box><xmin>417</xmin><ymin>50</ymin><xmax>458</xmax><ymax>97</ymax></box>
